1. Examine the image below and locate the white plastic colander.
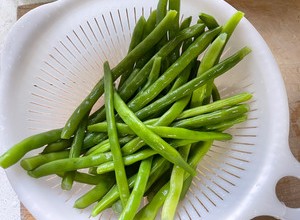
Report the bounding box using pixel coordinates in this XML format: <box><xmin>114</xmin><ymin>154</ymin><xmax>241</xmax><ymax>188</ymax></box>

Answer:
<box><xmin>0</xmin><ymin>0</ymin><xmax>299</xmax><ymax>219</ymax></box>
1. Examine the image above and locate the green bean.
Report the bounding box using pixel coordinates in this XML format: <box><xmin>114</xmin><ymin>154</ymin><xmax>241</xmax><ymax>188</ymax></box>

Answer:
<box><xmin>172</xmin><ymin>104</ymin><xmax>249</xmax><ymax>129</ymax></box>
<box><xmin>199</xmin><ymin>13</ymin><xmax>219</xmax><ymax>29</ymax></box>
<box><xmin>222</xmin><ymin>11</ymin><xmax>244</xmax><ymax>42</ymax></box>
<box><xmin>168</xmin><ymin>0</ymin><xmax>181</xmax><ymax>63</ymax></box>
<box><xmin>137</xmin><ymin>141</ymin><xmax>213</xmax><ymax>218</ymax></box>
<box><xmin>21</xmin><ymin>151</ymin><xmax>70</xmax><ymax>171</ymax></box>
<box><xmin>0</xmin><ymin>128</ymin><xmax>62</xmax><ymax>168</ymax></box>
<box><xmin>86</xmin><ymin>135</ymin><xmax>135</xmax><ymax>155</ymax></box>
<box><xmin>134</xmin><ymin>10</ymin><xmax>157</xmax><ymax>69</ymax></box>
<box><xmin>211</xmin><ymin>83</ymin><xmax>221</xmax><ymax>101</ymax></box>
<box><xmin>191</xmin><ymin>33</ymin><xmax>227</xmax><ymax>107</ymax></box>
<box><xmin>118</xmin><ymin>17</ymin><xmax>147</xmax><ymax>88</ymax></box>
<box><xmin>104</xmin><ymin>61</ymin><xmax>130</xmax><ymax>207</ymax></box>
<box><xmin>28</xmin><ymin>151</ymin><xmax>113</xmax><ymax>178</ymax></box>
<box><xmin>86</xmin><ymin>138</ymin><xmax>110</xmax><ymax>155</ymax></box>
<box><xmin>92</xmin><ymin>156</ymin><xmax>171</xmax><ymax>216</ymax></box>
<box><xmin>205</xmin><ymin>114</ymin><xmax>248</xmax><ymax>131</ymax></box>
<box><xmin>119</xmin><ymin>157</ymin><xmax>153</xmax><ymax>220</ymax></box>
<box><xmin>91</xmin><ymin>174</ymin><xmax>137</xmax><ymax>216</ymax></box>
<box><xmin>156</xmin><ymin>0</ymin><xmax>168</xmax><ymax>25</ymax></box>
<box><xmin>169</xmin><ymin>139</ymin><xmax>199</xmax><ymax>148</ymax></box>
<box><xmin>89</xmin><ymin>68</ymin><xmax>141</xmax><ymax>125</ymax></box>
<box><xmin>161</xmin><ymin>145</ymin><xmax>190</xmax><ymax>220</ymax></box>
<box><xmin>74</xmin><ymin>175</ymin><xmax>115</xmax><ymax>209</ymax></box>
<box><xmin>61</xmin><ymin>10</ymin><xmax>178</xmax><ymax>139</ymax></box>
<box><xmin>169</xmin><ymin>0</ymin><xmax>180</xmax><ymax>39</ymax></box>
<box><xmin>89</xmin><ymin>122</ymin><xmax>231</xmax><ymax>141</ymax></box>
<box><xmin>42</xmin><ymin>139</ymin><xmax>72</xmax><ymax>153</ymax></box>
<box><xmin>146</xmin><ymin>156</ymin><xmax>171</xmax><ymax>191</ymax></box>
<box><xmin>180</xmin><ymin>141</ymin><xmax>213</xmax><ymax>199</ymax></box>
<box><xmin>83</xmin><ymin>132</ymin><xmax>107</xmax><ymax>149</ymax></box>
<box><xmin>135</xmin><ymin>182</ymin><xmax>170</xmax><ymax>220</ymax></box>
<box><xmin>61</xmin><ymin>116</ymin><xmax>88</xmax><ymax>190</ymax></box>
<box><xmin>134</xmin><ymin>46</ymin><xmax>252</xmax><ymax>120</ymax></box>
<box><xmin>89</xmin><ymin>23</ymin><xmax>205</xmax><ymax>124</ymax></box>
<box><xmin>143</xmin><ymin>10</ymin><xmax>158</xmax><ymax>38</ymax></box>
<box><xmin>178</xmin><ymin>92</ymin><xmax>252</xmax><ymax>119</ymax></box>
<box><xmin>119</xmin><ymin>15</ymin><xmax>146</xmax><ymax>89</ymax></box>
<box><xmin>68</xmin><ymin>172</ymin><xmax>114</xmax><ymax>185</ymax></box>
<box><xmin>180</xmin><ymin>16</ymin><xmax>192</xmax><ymax>30</ymax></box>
<box><xmin>138</xmin><ymin>57</ymin><xmax>162</xmax><ymax>93</ymax></box>
<box><xmin>88</xmin><ymin>24</ymin><xmax>204</xmax><ymax>125</ymax></box>
<box><xmin>114</xmin><ymin>91</ymin><xmax>196</xmax><ymax>176</ymax></box>
<box><xmin>96</xmin><ymin>149</ymin><xmax>156</xmax><ymax>174</ymax></box>
<box><xmin>120</xmin><ymin>63</ymin><xmax>192</xmax><ymax>155</ymax></box>
<box><xmin>156</xmin><ymin>0</ymin><xmax>169</xmax><ymax>49</ymax></box>
<box><xmin>145</xmin><ymin>167</ymin><xmax>171</xmax><ymax>202</ymax></box>
<box><xmin>213</xmin><ymin>11</ymin><xmax>244</xmax><ymax>67</ymax></box>
<box><xmin>118</xmin><ymin>24</ymin><xmax>205</xmax><ymax>99</ymax></box>
<box><xmin>128</xmin><ymin>16</ymin><xmax>147</xmax><ymax>53</ymax></box>
<box><xmin>128</xmin><ymin>27</ymin><xmax>222</xmax><ymax>111</ymax></box>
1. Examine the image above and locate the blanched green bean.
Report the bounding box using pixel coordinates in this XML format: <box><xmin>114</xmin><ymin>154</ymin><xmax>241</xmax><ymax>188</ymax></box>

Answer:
<box><xmin>21</xmin><ymin>151</ymin><xmax>69</xmax><ymax>171</ymax></box>
<box><xmin>103</xmin><ymin>61</ymin><xmax>130</xmax><ymax>207</ymax></box>
<box><xmin>97</xmin><ymin>149</ymin><xmax>156</xmax><ymax>174</ymax></box>
<box><xmin>199</xmin><ymin>12</ymin><xmax>219</xmax><ymax>29</ymax></box>
<box><xmin>161</xmin><ymin>145</ymin><xmax>190</xmax><ymax>220</ymax></box>
<box><xmin>190</xmin><ymin>33</ymin><xmax>227</xmax><ymax>107</ymax></box>
<box><xmin>28</xmin><ymin>152</ymin><xmax>113</xmax><ymax>178</ymax></box>
<box><xmin>74</xmin><ymin>175</ymin><xmax>115</xmax><ymax>209</ymax></box>
<box><xmin>62</xmin><ymin>116</ymin><xmax>87</xmax><ymax>190</ymax></box>
<box><xmin>61</xmin><ymin>10</ymin><xmax>178</xmax><ymax>139</ymax></box>
<box><xmin>0</xmin><ymin>129</ymin><xmax>62</xmax><ymax>168</ymax></box>
<box><xmin>114</xmin><ymin>91</ymin><xmax>196</xmax><ymax>176</ymax></box>
<box><xmin>172</xmin><ymin>104</ymin><xmax>249</xmax><ymax>129</ymax></box>
<box><xmin>89</xmin><ymin>122</ymin><xmax>231</xmax><ymax>141</ymax></box>
<box><xmin>134</xmin><ymin>47</ymin><xmax>252</xmax><ymax>120</ymax></box>
<box><xmin>128</xmin><ymin>27</ymin><xmax>222</xmax><ymax>111</ymax></box>
<box><xmin>119</xmin><ymin>157</ymin><xmax>153</xmax><ymax>220</ymax></box>
<box><xmin>178</xmin><ymin>92</ymin><xmax>252</xmax><ymax>119</ymax></box>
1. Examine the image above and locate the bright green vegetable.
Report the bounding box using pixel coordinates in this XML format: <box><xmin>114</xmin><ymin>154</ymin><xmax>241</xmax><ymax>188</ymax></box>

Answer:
<box><xmin>97</xmin><ymin>149</ymin><xmax>156</xmax><ymax>174</ymax></box>
<box><xmin>119</xmin><ymin>157</ymin><xmax>153</xmax><ymax>220</ymax></box>
<box><xmin>104</xmin><ymin>61</ymin><xmax>130</xmax><ymax>207</ymax></box>
<box><xmin>199</xmin><ymin>12</ymin><xmax>219</xmax><ymax>29</ymax></box>
<box><xmin>61</xmin><ymin>10</ymin><xmax>178</xmax><ymax>139</ymax></box>
<box><xmin>161</xmin><ymin>145</ymin><xmax>190</xmax><ymax>220</ymax></box>
<box><xmin>42</xmin><ymin>139</ymin><xmax>72</xmax><ymax>153</ymax></box>
<box><xmin>114</xmin><ymin>91</ymin><xmax>196</xmax><ymax>176</ymax></box>
<box><xmin>91</xmin><ymin>174</ymin><xmax>137</xmax><ymax>216</ymax></box>
<box><xmin>89</xmin><ymin>123</ymin><xmax>232</xmax><ymax>141</ymax></box>
<box><xmin>0</xmin><ymin>129</ymin><xmax>62</xmax><ymax>168</ymax></box>
<box><xmin>128</xmin><ymin>27</ymin><xmax>222</xmax><ymax>111</ymax></box>
<box><xmin>21</xmin><ymin>151</ymin><xmax>70</xmax><ymax>171</ymax></box>
<box><xmin>134</xmin><ymin>47</ymin><xmax>252</xmax><ymax>120</ymax></box>
<box><xmin>62</xmin><ymin>116</ymin><xmax>88</xmax><ymax>190</ymax></box>
<box><xmin>88</xmin><ymin>24</ymin><xmax>205</xmax><ymax>125</ymax></box>
<box><xmin>74</xmin><ymin>175</ymin><xmax>115</xmax><ymax>209</ymax></box>
<box><xmin>28</xmin><ymin>152</ymin><xmax>113</xmax><ymax>178</ymax></box>
<box><xmin>178</xmin><ymin>92</ymin><xmax>252</xmax><ymax>119</ymax></box>
<box><xmin>172</xmin><ymin>104</ymin><xmax>250</xmax><ymax>129</ymax></box>
<box><xmin>190</xmin><ymin>33</ymin><xmax>227</xmax><ymax>107</ymax></box>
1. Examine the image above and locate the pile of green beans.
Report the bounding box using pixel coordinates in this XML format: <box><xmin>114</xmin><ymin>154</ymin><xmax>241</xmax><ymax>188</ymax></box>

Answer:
<box><xmin>0</xmin><ymin>0</ymin><xmax>253</xmax><ymax>219</ymax></box>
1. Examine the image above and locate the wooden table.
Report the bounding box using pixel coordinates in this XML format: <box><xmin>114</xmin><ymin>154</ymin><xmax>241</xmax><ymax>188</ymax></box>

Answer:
<box><xmin>17</xmin><ymin>0</ymin><xmax>300</xmax><ymax>219</ymax></box>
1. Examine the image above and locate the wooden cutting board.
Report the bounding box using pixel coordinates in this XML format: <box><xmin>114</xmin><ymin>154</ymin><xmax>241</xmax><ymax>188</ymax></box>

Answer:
<box><xmin>17</xmin><ymin>0</ymin><xmax>300</xmax><ymax>219</ymax></box>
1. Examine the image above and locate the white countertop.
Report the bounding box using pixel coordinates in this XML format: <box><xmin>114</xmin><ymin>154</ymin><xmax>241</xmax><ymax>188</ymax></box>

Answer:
<box><xmin>0</xmin><ymin>2</ymin><xmax>19</xmax><ymax>219</ymax></box>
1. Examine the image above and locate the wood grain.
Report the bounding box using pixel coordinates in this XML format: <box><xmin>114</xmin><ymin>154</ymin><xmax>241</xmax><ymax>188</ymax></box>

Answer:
<box><xmin>18</xmin><ymin>0</ymin><xmax>300</xmax><ymax>219</ymax></box>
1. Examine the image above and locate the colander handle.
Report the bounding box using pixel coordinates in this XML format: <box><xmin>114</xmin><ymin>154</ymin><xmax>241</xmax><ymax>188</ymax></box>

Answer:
<box><xmin>269</xmin><ymin>143</ymin><xmax>300</xmax><ymax>220</ymax></box>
